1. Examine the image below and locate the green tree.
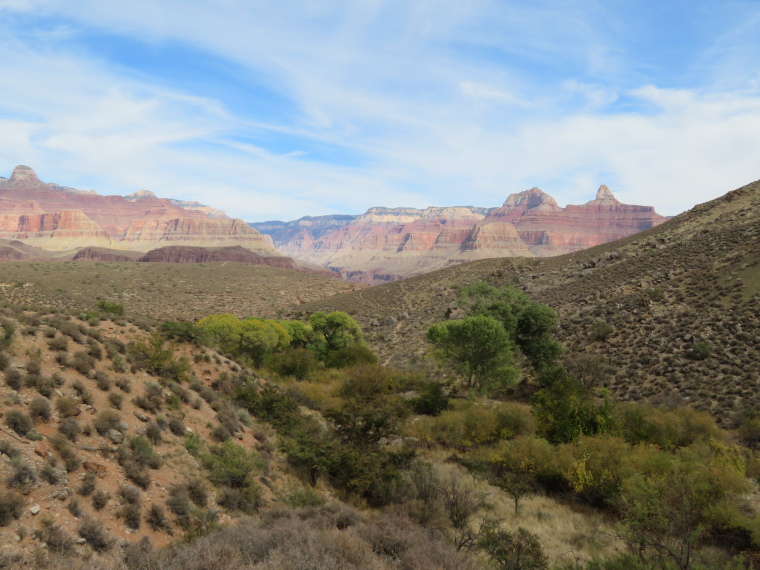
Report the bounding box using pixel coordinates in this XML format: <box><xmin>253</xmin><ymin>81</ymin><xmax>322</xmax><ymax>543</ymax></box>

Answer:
<box><xmin>427</xmin><ymin>315</ymin><xmax>519</xmax><ymax>392</ymax></box>
<box><xmin>308</xmin><ymin>311</ymin><xmax>364</xmax><ymax>355</ymax></box>
<box><xmin>195</xmin><ymin>314</ymin><xmax>242</xmax><ymax>354</ymax></box>
<box><xmin>452</xmin><ymin>281</ymin><xmax>563</xmax><ymax>377</ymax></box>
<box><xmin>515</xmin><ymin>304</ymin><xmax>563</xmax><ymax>372</ymax></box>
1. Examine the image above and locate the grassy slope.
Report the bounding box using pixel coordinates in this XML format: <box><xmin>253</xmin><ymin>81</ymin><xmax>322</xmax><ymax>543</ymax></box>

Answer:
<box><xmin>0</xmin><ymin>261</ymin><xmax>363</xmax><ymax>321</ymax></box>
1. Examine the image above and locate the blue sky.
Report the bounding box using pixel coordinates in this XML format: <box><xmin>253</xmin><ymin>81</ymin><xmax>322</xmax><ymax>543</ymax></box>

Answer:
<box><xmin>1</xmin><ymin>1</ymin><xmax>759</xmax><ymax>221</ymax></box>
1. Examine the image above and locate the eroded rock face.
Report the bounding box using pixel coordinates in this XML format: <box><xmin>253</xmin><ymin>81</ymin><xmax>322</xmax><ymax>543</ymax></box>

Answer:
<box><xmin>0</xmin><ymin>210</ymin><xmax>114</xmax><ymax>250</ymax></box>
<box><xmin>72</xmin><ymin>248</ymin><xmax>143</xmax><ymax>262</ymax></box>
<box><xmin>254</xmin><ymin>185</ymin><xmax>667</xmax><ymax>283</ymax></box>
<box><xmin>121</xmin><ymin>217</ymin><xmax>275</xmax><ymax>252</ymax></box>
<box><xmin>0</xmin><ymin>165</ymin><xmax>279</xmax><ymax>255</ymax></box>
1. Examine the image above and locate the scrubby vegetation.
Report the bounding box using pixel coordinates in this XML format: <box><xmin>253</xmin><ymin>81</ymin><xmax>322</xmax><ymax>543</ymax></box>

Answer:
<box><xmin>1</xmin><ymin>178</ymin><xmax>760</xmax><ymax>569</ymax></box>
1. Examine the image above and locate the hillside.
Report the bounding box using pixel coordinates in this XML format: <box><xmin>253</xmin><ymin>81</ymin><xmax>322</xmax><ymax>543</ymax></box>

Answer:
<box><xmin>0</xmin><ymin>261</ymin><xmax>363</xmax><ymax>322</ymax></box>
<box><xmin>301</xmin><ymin>178</ymin><xmax>760</xmax><ymax>423</ymax></box>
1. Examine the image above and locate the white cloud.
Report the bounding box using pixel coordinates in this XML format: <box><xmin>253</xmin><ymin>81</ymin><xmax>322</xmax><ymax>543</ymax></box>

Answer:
<box><xmin>0</xmin><ymin>1</ymin><xmax>759</xmax><ymax>221</ymax></box>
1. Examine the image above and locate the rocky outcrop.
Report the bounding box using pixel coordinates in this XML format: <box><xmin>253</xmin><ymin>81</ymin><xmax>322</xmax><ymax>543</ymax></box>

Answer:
<box><xmin>0</xmin><ymin>210</ymin><xmax>114</xmax><ymax>250</ymax></box>
<box><xmin>486</xmin><ymin>186</ymin><xmax>668</xmax><ymax>254</ymax></box>
<box><xmin>125</xmin><ymin>190</ymin><xmax>228</xmax><ymax>219</ymax></box>
<box><xmin>121</xmin><ymin>217</ymin><xmax>275</xmax><ymax>252</ymax></box>
<box><xmin>72</xmin><ymin>248</ymin><xmax>143</xmax><ymax>262</ymax></box>
<box><xmin>255</xmin><ymin>185</ymin><xmax>667</xmax><ymax>283</ymax></box>
<box><xmin>136</xmin><ymin>245</ymin><xmax>296</xmax><ymax>268</ymax></box>
<box><xmin>0</xmin><ymin>165</ymin><xmax>283</xmax><ymax>258</ymax></box>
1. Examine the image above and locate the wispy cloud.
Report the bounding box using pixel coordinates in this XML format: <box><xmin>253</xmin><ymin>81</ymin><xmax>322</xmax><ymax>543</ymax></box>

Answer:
<box><xmin>0</xmin><ymin>1</ymin><xmax>759</xmax><ymax>220</ymax></box>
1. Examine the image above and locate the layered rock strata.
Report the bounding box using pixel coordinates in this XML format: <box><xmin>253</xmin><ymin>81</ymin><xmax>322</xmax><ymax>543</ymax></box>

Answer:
<box><xmin>253</xmin><ymin>186</ymin><xmax>667</xmax><ymax>283</ymax></box>
<box><xmin>0</xmin><ymin>165</ymin><xmax>279</xmax><ymax>255</ymax></box>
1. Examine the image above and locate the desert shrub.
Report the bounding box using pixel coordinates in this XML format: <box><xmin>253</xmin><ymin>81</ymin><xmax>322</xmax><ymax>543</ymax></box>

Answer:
<box><xmin>40</xmin><ymin>463</ymin><xmax>61</xmax><ymax>485</ymax></box>
<box><xmin>211</xmin><ymin>424</ymin><xmax>231</xmax><ymax>442</ymax></box>
<box><xmin>34</xmin><ymin>518</ymin><xmax>75</xmax><ymax>554</ymax></box>
<box><xmin>56</xmin><ymin>397</ymin><xmax>80</xmax><ymax>418</ymax></box>
<box><xmin>133</xmin><ymin>382</ymin><xmax>164</xmax><ymax>413</ymax></box>
<box><xmin>92</xmin><ymin>490</ymin><xmax>110</xmax><ymax>510</ymax></box>
<box><xmin>128</xmin><ymin>436</ymin><xmax>162</xmax><ymax>469</ymax></box>
<box><xmin>4</xmin><ymin>409</ymin><xmax>33</xmax><ymax>436</ymax></box>
<box><xmin>618</xmin><ymin>404</ymin><xmax>720</xmax><ymax>449</ymax></box>
<box><xmin>184</xmin><ymin>432</ymin><xmax>202</xmax><ymax>456</ymax></box>
<box><xmin>479</xmin><ymin>524</ymin><xmax>548</xmax><ymax>569</ymax></box>
<box><xmin>70</xmin><ymin>351</ymin><xmax>95</xmax><ymax>375</ymax></box>
<box><xmin>108</xmin><ymin>391</ymin><xmax>124</xmax><ymax>409</ymax></box>
<box><xmin>105</xmin><ymin>338</ymin><xmax>126</xmax><ymax>356</ymax></box>
<box><xmin>50</xmin><ymin>434</ymin><xmax>82</xmax><ymax>472</ymax></box>
<box><xmin>31</xmin><ymin>374</ymin><xmax>55</xmax><ymax>398</ymax></box>
<box><xmin>94</xmin><ymin>370</ymin><xmax>111</xmax><ymax>390</ymax></box>
<box><xmin>122</xmin><ymin>460</ymin><xmax>151</xmax><ymax>489</ymax></box>
<box><xmin>324</xmin><ymin>343</ymin><xmax>378</xmax><ymax>369</ymax></box>
<box><xmin>410</xmin><ymin>403</ymin><xmax>534</xmax><ymax>449</ymax></box>
<box><xmin>127</xmin><ymin>333</ymin><xmax>176</xmax><ymax>376</ymax></box>
<box><xmin>202</xmin><ymin>440</ymin><xmax>263</xmax><ymax>489</ymax></box>
<box><xmin>145</xmin><ymin>422</ymin><xmax>163</xmax><ymax>445</ymax></box>
<box><xmin>690</xmin><ymin>341</ymin><xmax>714</xmax><ymax>360</ymax></box>
<box><xmin>168</xmin><ymin>416</ymin><xmax>186</xmax><ymax>436</ymax></box>
<box><xmin>166</xmin><ymin>485</ymin><xmax>192</xmax><ymax>522</ymax></box>
<box><xmin>117</xmin><ymin>439</ymin><xmax>158</xmax><ymax>490</ymax></box>
<box><xmin>168</xmin><ymin>381</ymin><xmax>191</xmax><ymax>402</ymax></box>
<box><xmin>26</xmin><ymin>359</ymin><xmax>41</xmax><ymax>374</ymax></box>
<box><xmin>159</xmin><ymin>320</ymin><xmax>203</xmax><ymax>342</ymax></box>
<box><xmin>533</xmin><ymin>379</ymin><xmax>617</xmax><ymax>444</ymax></box>
<box><xmin>29</xmin><ymin>397</ymin><xmax>52</xmax><ymax>422</ymax></box>
<box><xmin>4</xmin><ymin>368</ymin><xmax>22</xmax><ymax>391</ymax></box>
<box><xmin>67</xmin><ymin>497</ymin><xmax>82</xmax><ymax>517</ymax></box>
<box><xmin>162</xmin><ymin>356</ymin><xmax>192</xmax><ymax>383</ymax></box>
<box><xmin>0</xmin><ymin>321</ymin><xmax>14</xmax><ymax>349</ymax></box>
<box><xmin>97</xmin><ymin>300</ymin><xmax>124</xmax><ymax>315</ymax></box>
<box><xmin>7</xmin><ymin>458</ymin><xmax>36</xmax><ymax>491</ymax></box>
<box><xmin>0</xmin><ymin>441</ymin><xmax>20</xmax><ymax>459</ymax></box>
<box><xmin>47</xmin><ymin>335</ymin><xmax>69</xmax><ymax>351</ymax></box>
<box><xmin>93</xmin><ymin>409</ymin><xmax>122</xmax><ymax>435</ymax></box>
<box><xmin>591</xmin><ymin>320</ymin><xmax>614</xmax><ymax>342</ymax></box>
<box><xmin>58</xmin><ymin>417</ymin><xmax>82</xmax><ymax>442</ymax></box>
<box><xmin>410</xmin><ymin>380</ymin><xmax>452</xmax><ymax>416</ymax></box>
<box><xmin>52</xmin><ymin>371</ymin><xmax>65</xmax><ymax>386</ymax></box>
<box><xmin>115</xmin><ymin>376</ymin><xmax>131</xmax><ymax>392</ymax></box>
<box><xmin>77</xmin><ymin>472</ymin><xmax>97</xmax><ymax>496</ymax></box>
<box><xmin>216</xmin><ymin>485</ymin><xmax>262</xmax><ymax>514</ymax></box>
<box><xmin>277</xmin><ymin>483</ymin><xmax>325</xmax><ymax>508</ymax></box>
<box><xmin>78</xmin><ymin>516</ymin><xmax>113</xmax><ymax>552</ymax></box>
<box><xmin>186</xmin><ymin>478</ymin><xmax>209</xmax><ymax>507</ymax></box>
<box><xmin>119</xmin><ymin>503</ymin><xmax>142</xmax><ymax>529</ymax></box>
<box><xmin>118</xmin><ymin>483</ymin><xmax>142</xmax><ymax>505</ymax></box>
<box><xmin>216</xmin><ymin>405</ymin><xmax>243</xmax><ymax>434</ymax></box>
<box><xmin>0</xmin><ymin>491</ymin><xmax>25</xmax><ymax>526</ymax></box>
<box><xmin>54</xmin><ymin>320</ymin><xmax>84</xmax><ymax>343</ymax></box>
<box><xmin>71</xmin><ymin>379</ymin><xmax>94</xmax><ymax>404</ymax></box>
<box><xmin>146</xmin><ymin>503</ymin><xmax>170</xmax><ymax>532</ymax></box>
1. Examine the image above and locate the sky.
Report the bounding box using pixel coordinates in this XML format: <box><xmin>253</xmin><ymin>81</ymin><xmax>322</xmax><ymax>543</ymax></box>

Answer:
<box><xmin>0</xmin><ymin>1</ymin><xmax>759</xmax><ymax>221</ymax></box>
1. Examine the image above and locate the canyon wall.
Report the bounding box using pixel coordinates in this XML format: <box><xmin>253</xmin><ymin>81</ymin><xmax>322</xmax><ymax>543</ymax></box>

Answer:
<box><xmin>252</xmin><ymin>186</ymin><xmax>667</xmax><ymax>283</ymax></box>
